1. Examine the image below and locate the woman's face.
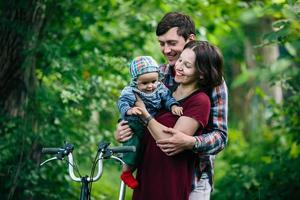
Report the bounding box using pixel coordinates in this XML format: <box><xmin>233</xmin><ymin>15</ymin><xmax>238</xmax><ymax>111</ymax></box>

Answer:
<box><xmin>174</xmin><ymin>48</ymin><xmax>199</xmax><ymax>85</ymax></box>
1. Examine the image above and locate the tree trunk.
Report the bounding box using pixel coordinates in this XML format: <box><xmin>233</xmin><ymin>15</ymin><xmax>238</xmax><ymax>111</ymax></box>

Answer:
<box><xmin>0</xmin><ymin>0</ymin><xmax>46</xmax><ymax>117</ymax></box>
<box><xmin>0</xmin><ymin>1</ymin><xmax>46</xmax><ymax>199</ymax></box>
<box><xmin>237</xmin><ymin>17</ymin><xmax>282</xmax><ymax>136</ymax></box>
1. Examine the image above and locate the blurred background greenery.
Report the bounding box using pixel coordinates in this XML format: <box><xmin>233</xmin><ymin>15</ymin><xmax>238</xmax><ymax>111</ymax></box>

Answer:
<box><xmin>0</xmin><ymin>0</ymin><xmax>299</xmax><ymax>199</ymax></box>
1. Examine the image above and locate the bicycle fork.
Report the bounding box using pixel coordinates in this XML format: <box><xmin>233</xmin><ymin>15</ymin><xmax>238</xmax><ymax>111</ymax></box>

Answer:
<box><xmin>80</xmin><ymin>176</ymin><xmax>90</xmax><ymax>200</ymax></box>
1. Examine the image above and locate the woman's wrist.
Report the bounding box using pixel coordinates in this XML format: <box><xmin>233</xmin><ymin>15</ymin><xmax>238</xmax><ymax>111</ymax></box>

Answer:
<box><xmin>141</xmin><ymin>108</ymin><xmax>150</xmax><ymax>117</ymax></box>
<box><xmin>143</xmin><ymin>115</ymin><xmax>153</xmax><ymax>126</ymax></box>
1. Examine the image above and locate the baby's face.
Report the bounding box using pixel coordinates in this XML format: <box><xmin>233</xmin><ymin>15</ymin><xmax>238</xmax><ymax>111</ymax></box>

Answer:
<box><xmin>136</xmin><ymin>72</ymin><xmax>159</xmax><ymax>94</ymax></box>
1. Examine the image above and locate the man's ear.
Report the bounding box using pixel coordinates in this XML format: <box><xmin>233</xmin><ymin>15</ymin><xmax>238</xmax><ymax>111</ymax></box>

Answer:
<box><xmin>188</xmin><ymin>34</ymin><xmax>196</xmax><ymax>42</ymax></box>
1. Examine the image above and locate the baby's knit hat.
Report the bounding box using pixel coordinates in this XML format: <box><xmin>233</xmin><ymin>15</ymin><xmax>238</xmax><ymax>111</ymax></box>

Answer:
<box><xmin>130</xmin><ymin>56</ymin><xmax>160</xmax><ymax>85</ymax></box>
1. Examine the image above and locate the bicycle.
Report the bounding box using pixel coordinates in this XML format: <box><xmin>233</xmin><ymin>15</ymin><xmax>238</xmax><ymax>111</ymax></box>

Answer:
<box><xmin>40</xmin><ymin>141</ymin><xmax>136</xmax><ymax>200</ymax></box>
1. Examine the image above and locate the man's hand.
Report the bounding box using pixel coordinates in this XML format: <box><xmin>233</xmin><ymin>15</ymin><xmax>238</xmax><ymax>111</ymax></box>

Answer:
<box><xmin>156</xmin><ymin>127</ymin><xmax>195</xmax><ymax>156</ymax></box>
<box><xmin>114</xmin><ymin>120</ymin><xmax>133</xmax><ymax>143</ymax></box>
<box><xmin>171</xmin><ymin>105</ymin><xmax>183</xmax><ymax>116</ymax></box>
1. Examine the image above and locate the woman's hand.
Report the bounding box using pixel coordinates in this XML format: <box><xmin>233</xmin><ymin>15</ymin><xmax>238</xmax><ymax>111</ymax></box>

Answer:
<box><xmin>156</xmin><ymin>127</ymin><xmax>195</xmax><ymax>156</ymax></box>
<box><xmin>114</xmin><ymin>120</ymin><xmax>133</xmax><ymax>143</ymax></box>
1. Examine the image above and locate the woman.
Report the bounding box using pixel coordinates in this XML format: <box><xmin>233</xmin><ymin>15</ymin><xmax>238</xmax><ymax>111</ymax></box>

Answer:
<box><xmin>132</xmin><ymin>40</ymin><xmax>223</xmax><ymax>200</ymax></box>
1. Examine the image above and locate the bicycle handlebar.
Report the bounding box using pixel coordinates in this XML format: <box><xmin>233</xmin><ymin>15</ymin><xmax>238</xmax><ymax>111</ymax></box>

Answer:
<box><xmin>41</xmin><ymin>145</ymin><xmax>136</xmax><ymax>155</ymax></box>
<box><xmin>40</xmin><ymin>141</ymin><xmax>135</xmax><ymax>183</ymax></box>
<box><xmin>108</xmin><ymin>146</ymin><xmax>136</xmax><ymax>153</ymax></box>
<box><xmin>42</xmin><ymin>148</ymin><xmax>65</xmax><ymax>154</ymax></box>
<box><xmin>40</xmin><ymin>141</ymin><xmax>135</xmax><ymax>200</ymax></box>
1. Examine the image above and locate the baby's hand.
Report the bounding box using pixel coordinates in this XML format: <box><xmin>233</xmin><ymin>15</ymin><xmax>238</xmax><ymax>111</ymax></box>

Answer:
<box><xmin>127</xmin><ymin>107</ymin><xmax>142</xmax><ymax>116</ymax></box>
<box><xmin>171</xmin><ymin>105</ymin><xmax>183</xmax><ymax>116</ymax></box>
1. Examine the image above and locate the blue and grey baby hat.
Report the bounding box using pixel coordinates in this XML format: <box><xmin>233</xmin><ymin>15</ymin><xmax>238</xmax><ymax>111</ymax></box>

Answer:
<box><xmin>130</xmin><ymin>56</ymin><xmax>160</xmax><ymax>85</ymax></box>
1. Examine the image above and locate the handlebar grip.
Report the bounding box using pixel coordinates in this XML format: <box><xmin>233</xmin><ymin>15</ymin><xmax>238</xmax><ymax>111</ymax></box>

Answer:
<box><xmin>42</xmin><ymin>148</ymin><xmax>64</xmax><ymax>155</ymax></box>
<box><xmin>109</xmin><ymin>146</ymin><xmax>136</xmax><ymax>153</ymax></box>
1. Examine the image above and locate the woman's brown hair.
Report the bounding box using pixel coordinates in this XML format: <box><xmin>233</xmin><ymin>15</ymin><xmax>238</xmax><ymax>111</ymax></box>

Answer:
<box><xmin>184</xmin><ymin>40</ymin><xmax>224</xmax><ymax>92</ymax></box>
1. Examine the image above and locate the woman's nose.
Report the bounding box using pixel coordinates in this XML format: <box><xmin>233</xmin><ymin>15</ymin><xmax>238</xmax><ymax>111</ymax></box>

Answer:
<box><xmin>175</xmin><ymin>62</ymin><xmax>183</xmax><ymax>71</ymax></box>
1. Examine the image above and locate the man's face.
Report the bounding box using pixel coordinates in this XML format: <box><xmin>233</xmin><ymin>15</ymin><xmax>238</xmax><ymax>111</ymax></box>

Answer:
<box><xmin>158</xmin><ymin>27</ymin><xmax>189</xmax><ymax>66</ymax></box>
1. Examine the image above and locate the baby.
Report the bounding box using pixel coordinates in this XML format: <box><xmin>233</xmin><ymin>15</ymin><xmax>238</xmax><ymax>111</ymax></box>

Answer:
<box><xmin>117</xmin><ymin>56</ymin><xmax>183</xmax><ymax>189</ymax></box>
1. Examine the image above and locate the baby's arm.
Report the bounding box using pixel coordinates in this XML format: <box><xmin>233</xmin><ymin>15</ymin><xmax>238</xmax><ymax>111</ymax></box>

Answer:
<box><xmin>126</xmin><ymin>107</ymin><xmax>142</xmax><ymax>116</ymax></box>
<box><xmin>117</xmin><ymin>87</ymin><xmax>137</xmax><ymax>118</ymax></box>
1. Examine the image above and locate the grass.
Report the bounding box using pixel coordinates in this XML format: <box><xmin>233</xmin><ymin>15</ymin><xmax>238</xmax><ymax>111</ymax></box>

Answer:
<box><xmin>90</xmin><ymin>160</ymin><xmax>133</xmax><ymax>200</ymax></box>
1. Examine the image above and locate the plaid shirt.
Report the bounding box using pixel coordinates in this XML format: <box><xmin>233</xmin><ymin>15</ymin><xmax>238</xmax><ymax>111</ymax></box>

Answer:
<box><xmin>160</xmin><ymin>64</ymin><xmax>228</xmax><ymax>188</ymax></box>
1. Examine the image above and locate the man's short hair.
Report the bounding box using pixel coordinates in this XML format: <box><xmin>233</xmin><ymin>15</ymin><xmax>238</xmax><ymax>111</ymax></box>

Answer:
<box><xmin>156</xmin><ymin>12</ymin><xmax>196</xmax><ymax>40</ymax></box>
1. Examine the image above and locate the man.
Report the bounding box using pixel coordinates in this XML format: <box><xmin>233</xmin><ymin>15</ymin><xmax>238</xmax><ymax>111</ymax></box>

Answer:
<box><xmin>115</xmin><ymin>12</ymin><xmax>228</xmax><ymax>200</ymax></box>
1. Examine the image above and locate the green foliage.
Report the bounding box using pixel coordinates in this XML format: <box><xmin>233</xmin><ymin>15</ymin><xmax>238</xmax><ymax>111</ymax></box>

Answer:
<box><xmin>214</xmin><ymin>1</ymin><xmax>300</xmax><ymax>199</ymax></box>
<box><xmin>214</xmin><ymin>125</ymin><xmax>300</xmax><ymax>199</ymax></box>
<box><xmin>1</xmin><ymin>0</ymin><xmax>300</xmax><ymax>199</ymax></box>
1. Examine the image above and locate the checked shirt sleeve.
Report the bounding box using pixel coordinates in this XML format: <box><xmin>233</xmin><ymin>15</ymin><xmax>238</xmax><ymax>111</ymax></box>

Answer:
<box><xmin>195</xmin><ymin>81</ymin><xmax>228</xmax><ymax>155</ymax></box>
